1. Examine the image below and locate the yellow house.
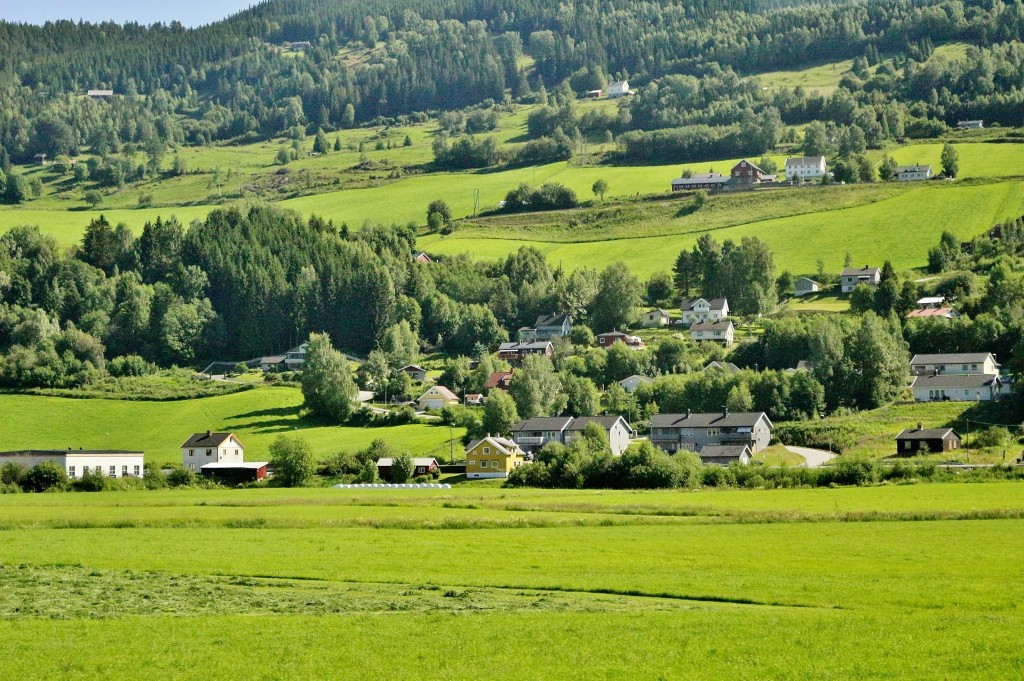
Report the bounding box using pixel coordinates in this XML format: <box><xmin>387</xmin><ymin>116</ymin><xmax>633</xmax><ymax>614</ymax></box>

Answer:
<box><xmin>464</xmin><ymin>436</ymin><xmax>525</xmax><ymax>479</ymax></box>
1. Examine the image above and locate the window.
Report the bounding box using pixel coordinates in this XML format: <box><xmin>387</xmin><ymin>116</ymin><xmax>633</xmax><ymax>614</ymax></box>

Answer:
<box><xmin>133</xmin><ymin>465</ymin><xmax>141</xmax><ymax>476</ymax></box>
<box><xmin>492</xmin><ymin>461</ymin><xmax>500</xmax><ymax>469</ymax></box>
<box><xmin>904</xmin><ymin>441</ymin><xmax>912</xmax><ymax>450</ymax></box>
<box><xmin>206</xmin><ymin>449</ymin><xmax>212</xmax><ymax>457</ymax></box>
<box><xmin>108</xmin><ymin>466</ymin><xmax>116</xmax><ymax>477</ymax></box>
<box><xmin>706</xmin><ymin>428</ymin><xmax>720</xmax><ymax>437</ymax></box>
<box><xmin>68</xmin><ymin>466</ymin><xmax>76</xmax><ymax>478</ymax></box>
<box><xmin>188</xmin><ymin>464</ymin><xmax>195</xmax><ymax>471</ymax></box>
<box><xmin>962</xmin><ymin>364</ymin><xmax>968</xmax><ymax>371</ymax></box>
<box><xmin>122</xmin><ymin>465</ymin><xmax>128</xmax><ymax>475</ymax></box>
<box><xmin>189</xmin><ymin>449</ymin><xmax>194</xmax><ymax>457</ymax></box>
<box><xmin>467</xmin><ymin>459</ymin><xmax>476</xmax><ymax>466</ymax></box>
<box><xmin>483</xmin><ymin>447</ymin><xmax>490</xmax><ymax>455</ymax></box>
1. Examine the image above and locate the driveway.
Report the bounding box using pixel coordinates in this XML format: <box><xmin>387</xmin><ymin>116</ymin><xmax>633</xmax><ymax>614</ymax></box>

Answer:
<box><xmin>785</xmin><ymin>445</ymin><xmax>837</xmax><ymax>469</ymax></box>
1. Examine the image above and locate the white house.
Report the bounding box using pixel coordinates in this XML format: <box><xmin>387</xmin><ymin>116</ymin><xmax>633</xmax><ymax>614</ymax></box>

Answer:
<box><xmin>563</xmin><ymin>416</ymin><xmax>637</xmax><ymax>456</ymax></box>
<box><xmin>619</xmin><ymin>374</ymin><xmax>654</xmax><ymax>393</ymax></box>
<box><xmin>87</xmin><ymin>89</ymin><xmax>114</xmax><ymax>100</ymax></box>
<box><xmin>284</xmin><ymin>342</ymin><xmax>308</xmax><ymax>370</ymax></box>
<box><xmin>0</xmin><ymin>449</ymin><xmax>144</xmax><ymax>479</ymax></box>
<box><xmin>895</xmin><ymin>165</ymin><xmax>932</xmax><ymax>181</ymax></box>
<box><xmin>691</xmin><ymin>320</ymin><xmax>734</xmax><ymax>345</ymax></box>
<box><xmin>910</xmin><ymin>353</ymin><xmax>1000</xmax><ymax>377</ymax></box>
<box><xmin>911</xmin><ymin>374</ymin><xmax>1001</xmax><ymax>402</ymax></box>
<box><xmin>180</xmin><ymin>431</ymin><xmax>245</xmax><ymax>471</ymax></box>
<box><xmin>957</xmin><ymin>120</ymin><xmax>983</xmax><ymax>130</ymax></box>
<box><xmin>680</xmin><ymin>297</ymin><xmax>729</xmax><ymax>324</ymax></box>
<box><xmin>417</xmin><ymin>385</ymin><xmax>459</xmax><ymax>410</ymax></box>
<box><xmin>784</xmin><ymin>156</ymin><xmax>827</xmax><ymax>181</ymax></box>
<box><xmin>840</xmin><ymin>267</ymin><xmax>881</xmax><ymax>293</ymax></box>
<box><xmin>640</xmin><ymin>309</ymin><xmax>672</xmax><ymax>328</ymax></box>
<box><xmin>607</xmin><ymin>80</ymin><xmax>630</xmax><ymax>98</ymax></box>
<box><xmin>794</xmin><ymin>277</ymin><xmax>820</xmax><ymax>297</ymax></box>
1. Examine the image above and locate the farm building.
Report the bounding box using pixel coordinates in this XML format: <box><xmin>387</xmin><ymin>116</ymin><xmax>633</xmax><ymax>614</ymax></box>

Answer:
<box><xmin>200</xmin><ymin>461</ymin><xmax>268</xmax><ymax>483</ymax></box>
<box><xmin>464</xmin><ymin>437</ymin><xmax>526</xmax><ymax>479</ymax></box>
<box><xmin>794</xmin><ymin>277</ymin><xmax>820</xmax><ymax>296</ymax></box>
<box><xmin>680</xmin><ymin>297</ymin><xmax>729</xmax><ymax>324</ymax></box>
<box><xmin>895</xmin><ymin>426</ymin><xmax>961</xmax><ymax>455</ymax></box>
<box><xmin>650</xmin><ymin>410</ymin><xmax>773</xmax><ymax>454</ymax></box>
<box><xmin>596</xmin><ymin>331</ymin><xmax>645</xmax><ymax>349</ymax></box>
<box><xmin>376</xmin><ymin>457</ymin><xmax>440</xmax><ymax>481</ymax></box>
<box><xmin>840</xmin><ymin>266</ymin><xmax>881</xmax><ymax>293</ymax></box>
<box><xmin>895</xmin><ymin>165</ymin><xmax>932</xmax><ymax>181</ymax></box>
<box><xmin>640</xmin><ymin>309</ymin><xmax>672</xmax><ymax>327</ymax></box>
<box><xmin>910</xmin><ymin>353</ymin><xmax>999</xmax><ymax>377</ymax></box>
<box><xmin>730</xmin><ymin>159</ymin><xmax>772</xmax><ymax>185</ymax></box>
<box><xmin>784</xmin><ymin>156</ymin><xmax>827</xmax><ymax>181</ymax></box>
<box><xmin>181</xmin><ymin>431</ymin><xmax>245</xmax><ymax>471</ymax></box>
<box><xmin>698</xmin><ymin>444</ymin><xmax>752</xmax><ymax>465</ymax></box>
<box><xmin>417</xmin><ymin>386</ymin><xmax>460</xmax><ymax>410</ymax></box>
<box><xmin>690</xmin><ymin>320</ymin><xmax>734</xmax><ymax>345</ymax></box>
<box><xmin>0</xmin><ymin>449</ymin><xmax>144</xmax><ymax>479</ymax></box>
<box><xmin>671</xmin><ymin>172</ymin><xmax>728</xmax><ymax>191</ymax></box>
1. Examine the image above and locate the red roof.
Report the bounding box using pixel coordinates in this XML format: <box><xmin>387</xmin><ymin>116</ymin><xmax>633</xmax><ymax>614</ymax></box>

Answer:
<box><xmin>906</xmin><ymin>307</ymin><xmax>957</xmax><ymax>318</ymax></box>
<box><xmin>484</xmin><ymin>371</ymin><xmax>513</xmax><ymax>389</ymax></box>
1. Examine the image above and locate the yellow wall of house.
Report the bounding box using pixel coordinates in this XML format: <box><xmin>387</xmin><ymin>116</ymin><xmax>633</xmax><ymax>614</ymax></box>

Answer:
<box><xmin>464</xmin><ymin>441</ymin><xmax>524</xmax><ymax>476</ymax></box>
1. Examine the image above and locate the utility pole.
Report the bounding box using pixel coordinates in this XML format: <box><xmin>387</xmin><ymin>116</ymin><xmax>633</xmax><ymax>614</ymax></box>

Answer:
<box><xmin>472</xmin><ymin>188</ymin><xmax>480</xmax><ymax>216</ymax></box>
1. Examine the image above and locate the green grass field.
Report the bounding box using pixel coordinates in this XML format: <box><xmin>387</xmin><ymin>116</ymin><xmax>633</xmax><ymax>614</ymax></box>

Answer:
<box><xmin>1</xmin><ymin>483</ymin><xmax>1024</xmax><ymax>678</ymax></box>
<box><xmin>0</xmin><ymin>387</ymin><xmax>464</xmax><ymax>465</ymax></box>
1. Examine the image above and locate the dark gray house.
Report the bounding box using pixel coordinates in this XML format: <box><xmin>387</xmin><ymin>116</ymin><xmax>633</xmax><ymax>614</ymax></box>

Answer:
<box><xmin>649</xmin><ymin>410</ymin><xmax>773</xmax><ymax>454</ymax></box>
<box><xmin>518</xmin><ymin>314</ymin><xmax>572</xmax><ymax>341</ymax></box>
<box><xmin>894</xmin><ymin>426</ymin><xmax>961</xmax><ymax>455</ymax></box>
<box><xmin>697</xmin><ymin>444</ymin><xmax>752</xmax><ymax>465</ymax></box>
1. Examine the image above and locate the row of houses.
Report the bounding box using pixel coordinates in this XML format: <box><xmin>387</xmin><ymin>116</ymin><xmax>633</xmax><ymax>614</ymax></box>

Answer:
<box><xmin>672</xmin><ymin>157</ymin><xmax>936</xmax><ymax>193</ymax></box>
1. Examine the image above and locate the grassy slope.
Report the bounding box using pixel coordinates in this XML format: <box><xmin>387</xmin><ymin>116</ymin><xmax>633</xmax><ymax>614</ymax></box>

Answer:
<box><xmin>2</xmin><ymin>485</ymin><xmax>1024</xmax><ymax>677</ymax></box>
<box><xmin>0</xmin><ymin>388</ymin><xmax>464</xmax><ymax>465</ymax></box>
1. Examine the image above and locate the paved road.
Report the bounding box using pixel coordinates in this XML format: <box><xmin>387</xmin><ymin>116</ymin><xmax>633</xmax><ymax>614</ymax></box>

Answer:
<box><xmin>785</xmin><ymin>445</ymin><xmax>837</xmax><ymax>469</ymax></box>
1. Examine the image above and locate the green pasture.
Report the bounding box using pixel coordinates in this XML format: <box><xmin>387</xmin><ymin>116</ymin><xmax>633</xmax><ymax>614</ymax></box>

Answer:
<box><xmin>784</xmin><ymin>291</ymin><xmax>850</xmax><ymax>312</ymax></box>
<box><xmin>421</xmin><ymin>178</ymin><xmax>1024</xmax><ymax>276</ymax></box>
<box><xmin>2</xmin><ymin>483</ymin><xmax>1024</xmax><ymax>677</ymax></box>
<box><xmin>0</xmin><ymin>388</ymin><xmax>464</xmax><ymax>465</ymax></box>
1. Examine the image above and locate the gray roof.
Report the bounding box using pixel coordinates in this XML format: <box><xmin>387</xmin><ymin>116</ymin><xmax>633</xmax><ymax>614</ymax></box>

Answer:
<box><xmin>565</xmin><ymin>415</ymin><xmax>631</xmax><ymax>432</ymax></box>
<box><xmin>698</xmin><ymin>445</ymin><xmax>751</xmax><ymax>458</ymax></box>
<box><xmin>691</xmin><ymin>320</ymin><xmax>734</xmax><ymax>332</ymax></box>
<box><xmin>376</xmin><ymin>458</ymin><xmax>439</xmax><ymax>467</ymax></box>
<box><xmin>795</xmin><ymin>277</ymin><xmax>819</xmax><ymax>285</ymax></box>
<box><xmin>896</xmin><ymin>165</ymin><xmax>931</xmax><ymax>173</ymax></box>
<box><xmin>534</xmin><ymin>314</ymin><xmax>570</xmax><ymax>328</ymax></box>
<box><xmin>645</xmin><ymin>308</ymin><xmax>672</xmax><ymax>317</ymax></box>
<box><xmin>671</xmin><ymin>173</ymin><xmax>726</xmax><ymax>185</ymax></box>
<box><xmin>895</xmin><ymin>428</ymin><xmax>960</xmax><ymax>441</ymax></box>
<box><xmin>910</xmin><ymin>374</ymin><xmax>1000</xmax><ymax>389</ymax></box>
<box><xmin>650</xmin><ymin>411</ymin><xmax>772</xmax><ymax>429</ymax></box>
<box><xmin>465</xmin><ymin>436</ymin><xmax>521</xmax><ymax>455</ymax></box>
<box><xmin>620</xmin><ymin>374</ymin><xmax>654</xmax><ymax>384</ymax></box>
<box><xmin>0</xmin><ymin>449</ymin><xmax>142</xmax><ymax>456</ymax></box>
<box><xmin>910</xmin><ymin>353</ymin><xmax>996</xmax><ymax>365</ymax></box>
<box><xmin>512</xmin><ymin>417</ymin><xmax>574</xmax><ymax>432</ymax></box>
<box><xmin>680</xmin><ymin>297</ymin><xmax>728</xmax><ymax>312</ymax></box>
<box><xmin>499</xmin><ymin>341</ymin><xmax>552</xmax><ymax>351</ymax></box>
<box><xmin>841</xmin><ymin>267</ymin><xmax>880</xmax><ymax>277</ymax></box>
<box><xmin>181</xmin><ymin>432</ymin><xmax>241</xmax><ymax>449</ymax></box>
<box><xmin>703</xmin><ymin>361</ymin><xmax>740</xmax><ymax>373</ymax></box>
<box><xmin>785</xmin><ymin>156</ymin><xmax>825</xmax><ymax>166</ymax></box>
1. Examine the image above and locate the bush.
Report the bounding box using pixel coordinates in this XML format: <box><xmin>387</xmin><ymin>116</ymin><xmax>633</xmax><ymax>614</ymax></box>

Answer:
<box><xmin>73</xmin><ymin>469</ymin><xmax>109</xmax><ymax>492</ymax></box>
<box><xmin>823</xmin><ymin>456</ymin><xmax>880</xmax><ymax>486</ymax></box>
<box><xmin>321</xmin><ymin>451</ymin><xmax>361</xmax><ymax>477</ymax></box>
<box><xmin>108</xmin><ymin>355</ymin><xmax>157</xmax><ymax>377</ymax></box>
<box><xmin>23</xmin><ymin>461</ymin><xmax>68</xmax><ymax>492</ymax></box>
<box><xmin>502</xmin><ymin>182</ymin><xmax>578</xmax><ymax>213</ymax></box>
<box><xmin>1</xmin><ymin>462</ymin><xmax>26</xmax><ymax>487</ymax></box>
<box><xmin>269</xmin><ymin>435</ymin><xmax>316</xmax><ymax>487</ymax></box>
<box><xmin>166</xmin><ymin>465</ymin><xmax>196</xmax><ymax>487</ymax></box>
<box><xmin>390</xmin><ymin>453</ymin><xmax>415</xmax><ymax>483</ymax></box>
<box><xmin>143</xmin><ymin>464</ymin><xmax>168</xmax><ymax>489</ymax></box>
<box><xmin>972</xmin><ymin>426</ymin><xmax>1012</xmax><ymax>449</ymax></box>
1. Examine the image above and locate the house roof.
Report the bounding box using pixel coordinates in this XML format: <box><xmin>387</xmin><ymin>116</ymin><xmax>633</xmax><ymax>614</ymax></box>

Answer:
<box><xmin>733</xmin><ymin>159</ymin><xmax>766</xmax><ymax>173</ymax></box>
<box><xmin>917</xmin><ymin>296</ymin><xmax>946</xmax><ymax>305</ymax></box>
<box><xmin>896</xmin><ymin>165</ymin><xmax>931</xmax><ymax>173</ymax></box>
<box><xmin>512</xmin><ymin>416</ymin><xmax>574</xmax><ymax>432</ymax></box>
<box><xmin>620</xmin><ymin>374</ymin><xmax>654</xmax><ymax>385</ymax></box>
<box><xmin>483</xmin><ymin>371</ymin><xmax>513</xmax><ymax>389</ymax></box>
<box><xmin>650</xmin><ymin>411</ymin><xmax>772</xmax><ymax>429</ymax></box>
<box><xmin>0</xmin><ymin>449</ymin><xmax>143</xmax><ymax>457</ymax></box>
<box><xmin>895</xmin><ymin>428</ymin><xmax>960</xmax><ymax>441</ymax></box>
<box><xmin>499</xmin><ymin>341</ymin><xmax>552</xmax><ymax>351</ymax></box>
<box><xmin>180</xmin><ymin>432</ymin><xmax>242</xmax><ymax>449</ymax></box>
<box><xmin>910</xmin><ymin>353</ymin><xmax>996</xmax><ymax>365</ymax></box>
<box><xmin>703</xmin><ymin>361</ymin><xmax>740</xmax><ymax>372</ymax></box>
<box><xmin>671</xmin><ymin>172</ymin><xmax>726</xmax><ymax>185</ymax></box>
<box><xmin>785</xmin><ymin>156</ymin><xmax>825</xmax><ymax>166</ymax></box>
<box><xmin>698</xmin><ymin>444</ymin><xmax>751</xmax><ymax>458</ymax></box>
<box><xmin>200</xmin><ymin>461</ymin><xmax>268</xmax><ymax>470</ymax></box>
<box><xmin>795</xmin><ymin>360</ymin><xmax>817</xmax><ymax>371</ymax></box>
<box><xmin>259</xmin><ymin>355</ymin><xmax>287</xmax><ymax>364</ymax></box>
<box><xmin>418</xmin><ymin>385</ymin><xmax>459</xmax><ymax>401</ymax></box>
<box><xmin>401</xmin><ymin>364</ymin><xmax>427</xmax><ymax>373</ymax></box>
<box><xmin>795</xmin><ymin>277</ymin><xmax>820</xmax><ymax>285</ymax></box>
<box><xmin>841</xmin><ymin>267</ymin><xmax>880</xmax><ymax>277</ymax></box>
<box><xmin>645</xmin><ymin>308</ymin><xmax>672</xmax><ymax>317</ymax></box>
<box><xmin>910</xmin><ymin>374</ymin><xmax>1000</xmax><ymax>389</ymax></box>
<box><xmin>535</xmin><ymin>314</ymin><xmax>570</xmax><ymax>327</ymax></box>
<box><xmin>376</xmin><ymin>457</ymin><xmax>439</xmax><ymax>467</ymax></box>
<box><xmin>608</xmin><ymin>79</ymin><xmax>629</xmax><ymax>88</ymax></box>
<box><xmin>906</xmin><ymin>307</ymin><xmax>957</xmax><ymax>318</ymax></box>
<box><xmin>465</xmin><ymin>436</ymin><xmax>522</xmax><ymax>456</ymax></box>
<box><xmin>691</xmin><ymin>320</ymin><xmax>734</xmax><ymax>332</ymax></box>
<box><xmin>566</xmin><ymin>415</ymin><xmax>632</xmax><ymax>432</ymax></box>
<box><xmin>680</xmin><ymin>297</ymin><xmax>728</xmax><ymax>312</ymax></box>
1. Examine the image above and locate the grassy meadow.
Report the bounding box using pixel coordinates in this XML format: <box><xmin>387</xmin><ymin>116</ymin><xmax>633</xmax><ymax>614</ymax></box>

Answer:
<box><xmin>0</xmin><ymin>387</ymin><xmax>465</xmax><ymax>465</ymax></box>
<box><xmin>2</xmin><ymin>483</ymin><xmax>1024</xmax><ymax>678</ymax></box>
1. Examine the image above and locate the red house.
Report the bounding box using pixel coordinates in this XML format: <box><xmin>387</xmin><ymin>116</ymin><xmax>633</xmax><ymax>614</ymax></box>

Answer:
<box><xmin>730</xmin><ymin>159</ymin><xmax>768</xmax><ymax>184</ymax></box>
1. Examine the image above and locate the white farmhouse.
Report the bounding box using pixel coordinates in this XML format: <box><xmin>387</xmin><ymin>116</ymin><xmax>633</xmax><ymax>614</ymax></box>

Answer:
<box><xmin>181</xmin><ymin>431</ymin><xmax>245</xmax><ymax>471</ymax></box>
<box><xmin>895</xmin><ymin>165</ymin><xmax>932</xmax><ymax>181</ymax></box>
<box><xmin>784</xmin><ymin>156</ymin><xmax>827</xmax><ymax>181</ymax></box>
<box><xmin>0</xmin><ymin>449</ymin><xmax>144</xmax><ymax>479</ymax></box>
<box><xmin>606</xmin><ymin>80</ymin><xmax>630</xmax><ymax>98</ymax></box>
<box><xmin>680</xmin><ymin>297</ymin><xmax>729</xmax><ymax>324</ymax></box>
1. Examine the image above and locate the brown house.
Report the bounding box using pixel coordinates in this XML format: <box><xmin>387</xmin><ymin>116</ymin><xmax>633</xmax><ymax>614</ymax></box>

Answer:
<box><xmin>894</xmin><ymin>425</ymin><xmax>961</xmax><ymax>455</ymax></box>
<box><xmin>730</xmin><ymin>159</ymin><xmax>769</xmax><ymax>184</ymax></box>
<box><xmin>484</xmin><ymin>371</ymin><xmax>513</xmax><ymax>390</ymax></box>
<box><xmin>376</xmin><ymin>457</ymin><xmax>440</xmax><ymax>481</ymax></box>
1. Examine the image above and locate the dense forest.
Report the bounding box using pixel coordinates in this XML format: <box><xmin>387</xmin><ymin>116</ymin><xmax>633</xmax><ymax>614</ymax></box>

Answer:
<box><xmin>2</xmin><ymin>0</ymin><xmax>1024</xmax><ymax>165</ymax></box>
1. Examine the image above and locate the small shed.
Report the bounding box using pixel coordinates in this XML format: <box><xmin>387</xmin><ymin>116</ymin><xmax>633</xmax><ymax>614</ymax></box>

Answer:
<box><xmin>895</xmin><ymin>426</ymin><xmax>961</xmax><ymax>455</ymax></box>
<box><xmin>698</xmin><ymin>445</ymin><xmax>752</xmax><ymax>465</ymax></box>
<box><xmin>794</xmin><ymin>277</ymin><xmax>820</xmax><ymax>297</ymax></box>
<box><xmin>200</xmin><ymin>461</ymin><xmax>268</xmax><ymax>484</ymax></box>
<box><xmin>377</xmin><ymin>457</ymin><xmax>440</xmax><ymax>481</ymax></box>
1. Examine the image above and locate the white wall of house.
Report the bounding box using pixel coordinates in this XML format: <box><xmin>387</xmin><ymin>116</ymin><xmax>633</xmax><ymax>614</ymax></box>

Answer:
<box><xmin>1</xmin><ymin>452</ymin><xmax>144</xmax><ymax>478</ymax></box>
<box><xmin>181</xmin><ymin>436</ymin><xmax>244</xmax><ymax>470</ymax></box>
<box><xmin>911</xmin><ymin>357</ymin><xmax>999</xmax><ymax>376</ymax></box>
<box><xmin>913</xmin><ymin>385</ymin><xmax>997</xmax><ymax>402</ymax></box>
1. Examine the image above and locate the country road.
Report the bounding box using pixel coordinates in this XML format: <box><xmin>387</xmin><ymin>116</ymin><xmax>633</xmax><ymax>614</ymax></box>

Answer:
<box><xmin>785</xmin><ymin>445</ymin><xmax>837</xmax><ymax>468</ymax></box>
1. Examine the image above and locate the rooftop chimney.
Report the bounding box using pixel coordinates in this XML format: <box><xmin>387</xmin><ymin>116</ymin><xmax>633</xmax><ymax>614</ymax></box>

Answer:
<box><xmin>206</xmin><ymin>429</ymin><xmax>212</xmax><ymax>438</ymax></box>
<box><xmin>723</xmin><ymin>406</ymin><xmax>729</xmax><ymax>417</ymax></box>
<box><xmin>686</xmin><ymin>408</ymin><xmax>691</xmax><ymax>419</ymax></box>
<box><xmin>917</xmin><ymin>422</ymin><xmax>923</xmax><ymax>432</ymax></box>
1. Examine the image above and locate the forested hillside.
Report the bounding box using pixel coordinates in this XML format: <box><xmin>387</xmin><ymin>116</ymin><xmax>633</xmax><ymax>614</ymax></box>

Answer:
<box><xmin>3</xmin><ymin>0</ymin><xmax>1024</xmax><ymax>166</ymax></box>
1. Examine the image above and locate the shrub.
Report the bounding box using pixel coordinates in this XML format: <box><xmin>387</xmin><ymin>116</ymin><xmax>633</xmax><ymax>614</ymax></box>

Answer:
<box><xmin>23</xmin><ymin>461</ymin><xmax>68</xmax><ymax>492</ymax></box>
<box><xmin>269</xmin><ymin>435</ymin><xmax>316</xmax><ymax>487</ymax></box>
<box><xmin>166</xmin><ymin>465</ymin><xmax>196</xmax><ymax>487</ymax></box>
<box><xmin>73</xmin><ymin>469</ymin><xmax>109</xmax><ymax>492</ymax></box>
<box><xmin>390</xmin><ymin>453</ymin><xmax>414</xmax><ymax>483</ymax></box>
<box><xmin>108</xmin><ymin>355</ymin><xmax>157</xmax><ymax>377</ymax></box>
<box><xmin>1</xmin><ymin>462</ymin><xmax>26</xmax><ymax>487</ymax></box>
<box><xmin>823</xmin><ymin>456</ymin><xmax>880</xmax><ymax>486</ymax></box>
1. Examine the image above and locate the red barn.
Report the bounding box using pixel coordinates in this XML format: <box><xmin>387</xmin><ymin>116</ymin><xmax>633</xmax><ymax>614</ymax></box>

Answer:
<box><xmin>730</xmin><ymin>159</ymin><xmax>768</xmax><ymax>184</ymax></box>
